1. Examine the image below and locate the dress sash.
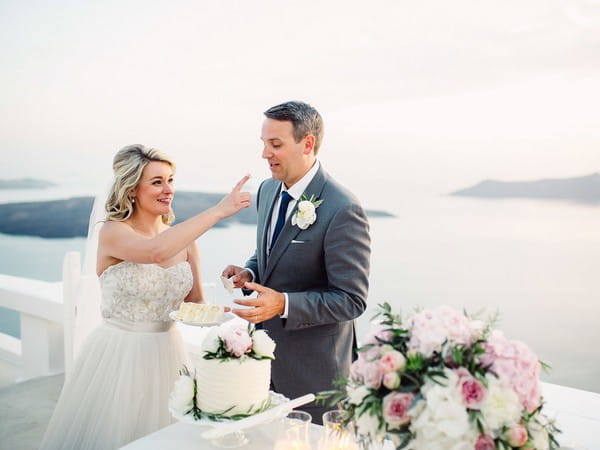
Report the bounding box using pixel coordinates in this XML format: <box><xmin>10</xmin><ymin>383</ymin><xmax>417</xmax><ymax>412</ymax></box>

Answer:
<box><xmin>104</xmin><ymin>318</ymin><xmax>173</xmax><ymax>333</ymax></box>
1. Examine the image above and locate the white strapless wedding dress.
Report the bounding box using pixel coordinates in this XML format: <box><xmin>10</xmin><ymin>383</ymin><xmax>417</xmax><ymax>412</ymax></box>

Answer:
<box><xmin>40</xmin><ymin>261</ymin><xmax>193</xmax><ymax>450</ymax></box>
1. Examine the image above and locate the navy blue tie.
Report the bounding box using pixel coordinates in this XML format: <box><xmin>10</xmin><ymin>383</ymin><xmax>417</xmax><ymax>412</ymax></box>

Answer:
<box><xmin>270</xmin><ymin>191</ymin><xmax>293</xmax><ymax>251</ymax></box>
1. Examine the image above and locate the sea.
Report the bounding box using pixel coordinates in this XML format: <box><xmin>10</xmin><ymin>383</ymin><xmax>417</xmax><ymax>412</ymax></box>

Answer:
<box><xmin>1</xmin><ymin>190</ymin><xmax>599</xmax><ymax>393</ymax></box>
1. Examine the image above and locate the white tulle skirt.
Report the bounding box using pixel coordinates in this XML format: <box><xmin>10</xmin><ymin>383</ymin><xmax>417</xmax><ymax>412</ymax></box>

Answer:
<box><xmin>40</xmin><ymin>321</ymin><xmax>188</xmax><ymax>450</ymax></box>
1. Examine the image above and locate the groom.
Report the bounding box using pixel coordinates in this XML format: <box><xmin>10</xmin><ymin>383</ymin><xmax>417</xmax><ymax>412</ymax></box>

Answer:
<box><xmin>223</xmin><ymin>101</ymin><xmax>371</xmax><ymax>423</ymax></box>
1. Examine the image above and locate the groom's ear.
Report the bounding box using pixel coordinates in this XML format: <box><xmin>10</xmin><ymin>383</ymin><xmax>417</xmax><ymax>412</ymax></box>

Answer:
<box><xmin>302</xmin><ymin>135</ymin><xmax>316</xmax><ymax>155</ymax></box>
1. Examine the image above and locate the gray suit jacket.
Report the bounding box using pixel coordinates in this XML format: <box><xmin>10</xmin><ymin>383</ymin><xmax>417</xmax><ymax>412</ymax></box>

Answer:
<box><xmin>245</xmin><ymin>165</ymin><xmax>371</xmax><ymax>420</ymax></box>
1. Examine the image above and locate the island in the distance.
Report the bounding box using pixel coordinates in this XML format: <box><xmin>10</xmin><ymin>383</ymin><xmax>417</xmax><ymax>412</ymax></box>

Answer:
<box><xmin>0</xmin><ymin>178</ymin><xmax>57</xmax><ymax>189</ymax></box>
<box><xmin>0</xmin><ymin>191</ymin><xmax>394</xmax><ymax>238</ymax></box>
<box><xmin>451</xmin><ymin>173</ymin><xmax>600</xmax><ymax>204</ymax></box>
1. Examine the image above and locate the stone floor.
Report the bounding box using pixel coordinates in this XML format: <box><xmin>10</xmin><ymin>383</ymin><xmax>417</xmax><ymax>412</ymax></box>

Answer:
<box><xmin>0</xmin><ymin>373</ymin><xmax>63</xmax><ymax>450</ymax></box>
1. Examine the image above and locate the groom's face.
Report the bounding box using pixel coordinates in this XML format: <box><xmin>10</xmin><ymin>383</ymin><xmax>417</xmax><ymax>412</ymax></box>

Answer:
<box><xmin>261</xmin><ymin>118</ymin><xmax>312</xmax><ymax>188</ymax></box>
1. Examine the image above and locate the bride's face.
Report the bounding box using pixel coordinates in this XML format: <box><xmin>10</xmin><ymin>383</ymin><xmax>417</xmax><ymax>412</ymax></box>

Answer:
<box><xmin>132</xmin><ymin>161</ymin><xmax>174</xmax><ymax>216</ymax></box>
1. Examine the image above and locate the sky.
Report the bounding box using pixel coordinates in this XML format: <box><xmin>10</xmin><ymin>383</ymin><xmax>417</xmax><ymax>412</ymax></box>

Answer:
<box><xmin>1</xmin><ymin>0</ymin><xmax>599</xmax><ymax>206</ymax></box>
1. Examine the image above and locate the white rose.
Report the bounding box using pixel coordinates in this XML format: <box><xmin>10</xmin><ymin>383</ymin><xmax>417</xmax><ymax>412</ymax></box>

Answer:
<box><xmin>292</xmin><ymin>201</ymin><xmax>318</xmax><ymax>230</ymax></box>
<box><xmin>298</xmin><ymin>200</ymin><xmax>315</xmax><ymax>214</ymax></box>
<box><xmin>169</xmin><ymin>375</ymin><xmax>195</xmax><ymax>415</ymax></box>
<box><xmin>200</xmin><ymin>326</ymin><xmax>221</xmax><ymax>353</ymax></box>
<box><xmin>297</xmin><ymin>212</ymin><xmax>316</xmax><ymax>229</ymax></box>
<box><xmin>252</xmin><ymin>329</ymin><xmax>276</xmax><ymax>358</ymax></box>
<box><xmin>347</xmin><ymin>384</ymin><xmax>370</xmax><ymax>405</ymax></box>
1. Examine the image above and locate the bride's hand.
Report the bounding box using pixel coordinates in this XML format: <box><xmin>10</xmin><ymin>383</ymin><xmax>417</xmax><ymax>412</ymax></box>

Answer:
<box><xmin>215</xmin><ymin>174</ymin><xmax>251</xmax><ymax>219</ymax></box>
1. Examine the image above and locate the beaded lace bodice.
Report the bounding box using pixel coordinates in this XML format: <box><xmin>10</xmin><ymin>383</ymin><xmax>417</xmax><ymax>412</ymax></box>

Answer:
<box><xmin>99</xmin><ymin>261</ymin><xmax>193</xmax><ymax>322</ymax></box>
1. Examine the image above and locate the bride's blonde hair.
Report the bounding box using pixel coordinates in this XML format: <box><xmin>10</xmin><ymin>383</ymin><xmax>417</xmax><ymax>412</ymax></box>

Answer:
<box><xmin>105</xmin><ymin>144</ymin><xmax>176</xmax><ymax>224</ymax></box>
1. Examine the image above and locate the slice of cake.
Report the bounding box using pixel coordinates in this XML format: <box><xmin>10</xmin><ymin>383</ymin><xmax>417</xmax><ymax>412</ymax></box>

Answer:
<box><xmin>175</xmin><ymin>302</ymin><xmax>224</xmax><ymax>324</ymax></box>
<box><xmin>191</xmin><ymin>324</ymin><xmax>276</xmax><ymax>417</ymax></box>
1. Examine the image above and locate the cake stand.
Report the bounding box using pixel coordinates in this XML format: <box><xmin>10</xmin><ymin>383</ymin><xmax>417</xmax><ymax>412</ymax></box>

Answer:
<box><xmin>170</xmin><ymin>391</ymin><xmax>289</xmax><ymax>448</ymax></box>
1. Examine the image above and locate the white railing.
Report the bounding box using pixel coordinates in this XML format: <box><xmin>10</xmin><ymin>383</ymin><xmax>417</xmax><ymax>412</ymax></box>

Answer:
<box><xmin>0</xmin><ymin>251</ymin><xmax>216</xmax><ymax>382</ymax></box>
<box><xmin>0</xmin><ymin>273</ymin><xmax>64</xmax><ymax>381</ymax></box>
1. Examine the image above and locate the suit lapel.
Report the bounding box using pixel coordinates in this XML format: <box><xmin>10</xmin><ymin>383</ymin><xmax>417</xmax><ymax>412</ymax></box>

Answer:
<box><xmin>262</xmin><ymin>166</ymin><xmax>329</xmax><ymax>283</ymax></box>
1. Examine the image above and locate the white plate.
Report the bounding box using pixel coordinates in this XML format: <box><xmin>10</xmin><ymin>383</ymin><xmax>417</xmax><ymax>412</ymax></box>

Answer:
<box><xmin>169</xmin><ymin>310</ymin><xmax>235</xmax><ymax>327</ymax></box>
<box><xmin>170</xmin><ymin>391</ymin><xmax>289</xmax><ymax>426</ymax></box>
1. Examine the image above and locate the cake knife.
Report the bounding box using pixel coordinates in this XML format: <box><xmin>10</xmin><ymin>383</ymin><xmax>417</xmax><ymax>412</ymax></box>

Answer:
<box><xmin>201</xmin><ymin>393</ymin><xmax>316</xmax><ymax>440</ymax></box>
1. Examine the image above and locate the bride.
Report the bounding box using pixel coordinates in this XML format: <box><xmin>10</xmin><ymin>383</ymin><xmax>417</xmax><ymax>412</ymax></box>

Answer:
<box><xmin>40</xmin><ymin>144</ymin><xmax>250</xmax><ymax>450</ymax></box>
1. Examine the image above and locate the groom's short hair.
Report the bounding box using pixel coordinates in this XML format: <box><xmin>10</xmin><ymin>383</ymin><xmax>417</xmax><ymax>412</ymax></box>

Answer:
<box><xmin>264</xmin><ymin>101</ymin><xmax>324</xmax><ymax>154</ymax></box>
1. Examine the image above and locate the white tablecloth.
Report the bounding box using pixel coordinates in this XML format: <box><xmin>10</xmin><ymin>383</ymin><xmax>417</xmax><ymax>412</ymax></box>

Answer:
<box><xmin>121</xmin><ymin>383</ymin><xmax>600</xmax><ymax>450</ymax></box>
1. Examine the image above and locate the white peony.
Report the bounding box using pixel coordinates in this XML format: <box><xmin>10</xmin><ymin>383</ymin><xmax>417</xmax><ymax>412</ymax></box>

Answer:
<box><xmin>480</xmin><ymin>375</ymin><xmax>522</xmax><ymax>433</ymax></box>
<box><xmin>200</xmin><ymin>326</ymin><xmax>221</xmax><ymax>353</ymax></box>
<box><xmin>291</xmin><ymin>200</ymin><xmax>317</xmax><ymax>230</ymax></box>
<box><xmin>169</xmin><ymin>374</ymin><xmax>195</xmax><ymax>415</ymax></box>
<box><xmin>347</xmin><ymin>384</ymin><xmax>370</xmax><ymax>405</ymax></box>
<box><xmin>252</xmin><ymin>329</ymin><xmax>276</xmax><ymax>358</ymax></box>
<box><xmin>410</xmin><ymin>369</ymin><xmax>478</xmax><ymax>449</ymax></box>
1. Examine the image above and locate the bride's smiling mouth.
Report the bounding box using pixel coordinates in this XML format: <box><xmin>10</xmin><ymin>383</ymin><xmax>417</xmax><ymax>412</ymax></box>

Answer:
<box><xmin>158</xmin><ymin>197</ymin><xmax>172</xmax><ymax>205</ymax></box>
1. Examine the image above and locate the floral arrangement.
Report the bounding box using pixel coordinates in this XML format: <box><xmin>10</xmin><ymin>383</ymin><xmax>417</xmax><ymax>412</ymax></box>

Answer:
<box><xmin>319</xmin><ymin>303</ymin><xmax>560</xmax><ymax>449</ymax></box>
<box><xmin>291</xmin><ymin>193</ymin><xmax>323</xmax><ymax>230</ymax></box>
<box><xmin>202</xmin><ymin>323</ymin><xmax>276</xmax><ymax>361</ymax></box>
<box><xmin>169</xmin><ymin>324</ymin><xmax>276</xmax><ymax>420</ymax></box>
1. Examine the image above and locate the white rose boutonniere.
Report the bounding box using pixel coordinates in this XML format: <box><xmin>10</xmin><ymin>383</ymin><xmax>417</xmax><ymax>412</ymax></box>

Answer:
<box><xmin>291</xmin><ymin>194</ymin><xmax>323</xmax><ymax>230</ymax></box>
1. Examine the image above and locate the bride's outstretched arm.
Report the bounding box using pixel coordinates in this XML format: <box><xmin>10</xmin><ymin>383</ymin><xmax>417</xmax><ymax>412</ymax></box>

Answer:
<box><xmin>99</xmin><ymin>175</ymin><xmax>250</xmax><ymax>267</ymax></box>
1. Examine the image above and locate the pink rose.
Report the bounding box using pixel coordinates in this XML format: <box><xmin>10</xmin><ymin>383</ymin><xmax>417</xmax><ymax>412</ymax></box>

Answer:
<box><xmin>383</xmin><ymin>371</ymin><xmax>401</xmax><ymax>390</ymax></box>
<box><xmin>475</xmin><ymin>434</ymin><xmax>495</xmax><ymax>450</ymax></box>
<box><xmin>506</xmin><ymin>423</ymin><xmax>528</xmax><ymax>447</ymax></box>
<box><xmin>382</xmin><ymin>392</ymin><xmax>414</xmax><ymax>429</ymax></box>
<box><xmin>362</xmin><ymin>361</ymin><xmax>383</xmax><ymax>389</ymax></box>
<box><xmin>460</xmin><ymin>375</ymin><xmax>486</xmax><ymax>410</ymax></box>
<box><xmin>221</xmin><ymin>326</ymin><xmax>252</xmax><ymax>357</ymax></box>
<box><xmin>379</xmin><ymin>350</ymin><xmax>406</xmax><ymax>374</ymax></box>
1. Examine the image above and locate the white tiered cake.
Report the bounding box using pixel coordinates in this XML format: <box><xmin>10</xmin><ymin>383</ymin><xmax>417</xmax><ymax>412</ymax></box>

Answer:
<box><xmin>193</xmin><ymin>357</ymin><xmax>271</xmax><ymax>415</ymax></box>
<box><xmin>190</xmin><ymin>325</ymin><xmax>275</xmax><ymax>417</ymax></box>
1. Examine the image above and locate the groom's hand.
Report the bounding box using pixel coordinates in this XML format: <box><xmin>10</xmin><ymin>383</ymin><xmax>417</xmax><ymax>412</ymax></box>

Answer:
<box><xmin>232</xmin><ymin>282</ymin><xmax>285</xmax><ymax>323</ymax></box>
<box><xmin>221</xmin><ymin>265</ymin><xmax>252</xmax><ymax>288</ymax></box>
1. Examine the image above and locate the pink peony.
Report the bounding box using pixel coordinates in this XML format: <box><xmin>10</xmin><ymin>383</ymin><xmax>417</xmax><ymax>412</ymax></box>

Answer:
<box><xmin>379</xmin><ymin>350</ymin><xmax>406</xmax><ymax>374</ymax></box>
<box><xmin>475</xmin><ymin>434</ymin><xmax>496</xmax><ymax>450</ymax></box>
<box><xmin>382</xmin><ymin>392</ymin><xmax>414</xmax><ymax>429</ymax></box>
<box><xmin>362</xmin><ymin>361</ymin><xmax>383</xmax><ymax>389</ymax></box>
<box><xmin>506</xmin><ymin>423</ymin><xmax>528</xmax><ymax>447</ymax></box>
<box><xmin>483</xmin><ymin>331</ymin><xmax>542</xmax><ymax>412</ymax></box>
<box><xmin>458</xmin><ymin>373</ymin><xmax>487</xmax><ymax>410</ymax></box>
<box><xmin>221</xmin><ymin>326</ymin><xmax>252</xmax><ymax>357</ymax></box>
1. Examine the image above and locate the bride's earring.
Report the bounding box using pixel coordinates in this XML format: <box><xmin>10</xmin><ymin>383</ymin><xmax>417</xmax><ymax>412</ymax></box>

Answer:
<box><xmin>131</xmin><ymin>197</ymin><xmax>136</xmax><ymax>203</ymax></box>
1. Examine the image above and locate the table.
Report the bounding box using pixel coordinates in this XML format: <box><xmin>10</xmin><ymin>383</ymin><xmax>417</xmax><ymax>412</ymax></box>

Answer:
<box><xmin>121</xmin><ymin>420</ymin><xmax>327</xmax><ymax>450</ymax></box>
<box><xmin>121</xmin><ymin>383</ymin><xmax>600</xmax><ymax>449</ymax></box>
